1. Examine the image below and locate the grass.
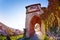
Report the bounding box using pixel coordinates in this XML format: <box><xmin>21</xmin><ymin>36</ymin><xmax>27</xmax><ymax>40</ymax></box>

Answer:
<box><xmin>0</xmin><ymin>34</ymin><xmax>23</xmax><ymax>40</ymax></box>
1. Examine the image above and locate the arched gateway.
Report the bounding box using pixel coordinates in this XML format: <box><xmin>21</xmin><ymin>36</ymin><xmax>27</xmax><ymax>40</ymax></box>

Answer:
<box><xmin>30</xmin><ymin>15</ymin><xmax>41</xmax><ymax>37</ymax></box>
<box><xmin>25</xmin><ymin>4</ymin><xmax>44</xmax><ymax>38</ymax></box>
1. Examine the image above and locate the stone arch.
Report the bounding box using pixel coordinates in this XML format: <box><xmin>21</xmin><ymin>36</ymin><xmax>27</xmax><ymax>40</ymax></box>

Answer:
<box><xmin>29</xmin><ymin>15</ymin><xmax>41</xmax><ymax>37</ymax></box>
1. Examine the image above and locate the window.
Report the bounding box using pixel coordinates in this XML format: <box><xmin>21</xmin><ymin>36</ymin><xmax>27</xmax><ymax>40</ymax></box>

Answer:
<box><xmin>30</xmin><ymin>6</ymin><xmax>36</xmax><ymax>9</ymax></box>
<box><xmin>30</xmin><ymin>6</ymin><xmax>39</xmax><ymax>10</ymax></box>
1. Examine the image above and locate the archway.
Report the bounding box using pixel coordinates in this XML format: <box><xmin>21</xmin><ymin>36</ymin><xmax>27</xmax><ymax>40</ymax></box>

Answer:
<box><xmin>30</xmin><ymin>15</ymin><xmax>41</xmax><ymax>37</ymax></box>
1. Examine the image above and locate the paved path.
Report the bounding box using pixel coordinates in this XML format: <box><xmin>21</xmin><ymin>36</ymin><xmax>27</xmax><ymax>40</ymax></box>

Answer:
<box><xmin>30</xmin><ymin>34</ymin><xmax>39</xmax><ymax>40</ymax></box>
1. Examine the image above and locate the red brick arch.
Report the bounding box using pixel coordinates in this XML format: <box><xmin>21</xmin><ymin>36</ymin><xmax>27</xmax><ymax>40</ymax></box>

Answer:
<box><xmin>30</xmin><ymin>15</ymin><xmax>41</xmax><ymax>37</ymax></box>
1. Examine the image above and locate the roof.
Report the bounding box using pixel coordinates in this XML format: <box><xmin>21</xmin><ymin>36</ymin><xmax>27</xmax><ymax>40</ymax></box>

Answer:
<box><xmin>25</xmin><ymin>3</ymin><xmax>41</xmax><ymax>9</ymax></box>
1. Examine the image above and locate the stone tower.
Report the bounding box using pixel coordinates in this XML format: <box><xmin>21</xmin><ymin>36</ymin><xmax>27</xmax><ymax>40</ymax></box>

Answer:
<box><xmin>25</xmin><ymin>4</ymin><xmax>43</xmax><ymax>37</ymax></box>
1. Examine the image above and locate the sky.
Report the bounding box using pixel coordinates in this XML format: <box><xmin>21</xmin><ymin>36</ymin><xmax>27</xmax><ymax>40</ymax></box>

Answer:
<box><xmin>0</xmin><ymin>0</ymin><xmax>48</xmax><ymax>31</ymax></box>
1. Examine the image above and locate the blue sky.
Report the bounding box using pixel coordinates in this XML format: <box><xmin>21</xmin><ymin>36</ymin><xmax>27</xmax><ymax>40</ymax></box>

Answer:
<box><xmin>0</xmin><ymin>0</ymin><xmax>48</xmax><ymax>31</ymax></box>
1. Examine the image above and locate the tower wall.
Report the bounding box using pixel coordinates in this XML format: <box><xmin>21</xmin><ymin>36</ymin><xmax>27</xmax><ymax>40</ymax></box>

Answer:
<box><xmin>25</xmin><ymin>4</ymin><xmax>43</xmax><ymax>37</ymax></box>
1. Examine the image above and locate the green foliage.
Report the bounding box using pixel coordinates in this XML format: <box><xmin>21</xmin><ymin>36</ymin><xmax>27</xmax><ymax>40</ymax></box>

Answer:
<box><xmin>0</xmin><ymin>34</ymin><xmax>23</xmax><ymax>40</ymax></box>
<box><xmin>10</xmin><ymin>34</ymin><xmax>23</xmax><ymax>40</ymax></box>
<box><xmin>49</xmin><ymin>26</ymin><xmax>58</xmax><ymax>36</ymax></box>
<box><xmin>44</xmin><ymin>35</ymin><xmax>49</xmax><ymax>40</ymax></box>
<box><xmin>0</xmin><ymin>35</ymin><xmax>7</xmax><ymax>40</ymax></box>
